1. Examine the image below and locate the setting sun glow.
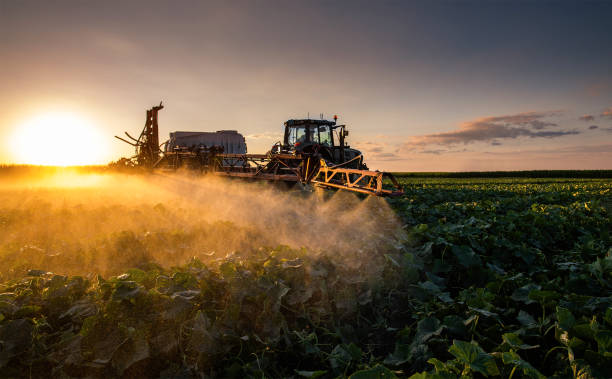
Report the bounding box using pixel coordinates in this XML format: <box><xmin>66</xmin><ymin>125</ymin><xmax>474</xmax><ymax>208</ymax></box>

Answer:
<box><xmin>9</xmin><ymin>113</ymin><xmax>107</xmax><ymax>166</ymax></box>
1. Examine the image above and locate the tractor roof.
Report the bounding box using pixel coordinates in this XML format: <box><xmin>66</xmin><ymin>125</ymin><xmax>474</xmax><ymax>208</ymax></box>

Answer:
<box><xmin>284</xmin><ymin>119</ymin><xmax>336</xmax><ymax>127</ymax></box>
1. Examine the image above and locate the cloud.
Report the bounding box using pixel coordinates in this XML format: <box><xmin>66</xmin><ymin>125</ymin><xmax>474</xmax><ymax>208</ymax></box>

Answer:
<box><xmin>373</xmin><ymin>152</ymin><xmax>402</xmax><ymax>160</ymax></box>
<box><xmin>246</xmin><ymin>132</ymin><xmax>281</xmax><ymax>140</ymax></box>
<box><xmin>531</xmin><ymin>130</ymin><xmax>580</xmax><ymax>138</ymax></box>
<box><xmin>579</xmin><ymin>114</ymin><xmax>595</xmax><ymax>122</ymax></box>
<box><xmin>529</xmin><ymin>120</ymin><xmax>557</xmax><ymax>130</ymax></box>
<box><xmin>419</xmin><ymin>149</ymin><xmax>446</xmax><ymax>155</ymax></box>
<box><xmin>601</xmin><ymin>107</ymin><xmax>612</xmax><ymax>120</ymax></box>
<box><xmin>354</xmin><ymin>141</ymin><xmax>385</xmax><ymax>154</ymax></box>
<box><xmin>588</xmin><ymin>125</ymin><xmax>599</xmax><ymax>130</ymax></box>
<box><xmin>353</xmin><ymin>141</ymin><xmax>404</xmax><ymax>161</ymax></box>
<box><xmin>406</xmin><ymin>111</ymin><xmax>577</xmax><ymax>147</ymax></box>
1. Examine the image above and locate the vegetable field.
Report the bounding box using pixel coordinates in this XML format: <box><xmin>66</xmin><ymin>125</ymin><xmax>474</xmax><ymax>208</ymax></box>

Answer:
<box><xmin>0</xmin><ymin>173</ymin><xmax>611</xmax><ymax>378</ymax></box>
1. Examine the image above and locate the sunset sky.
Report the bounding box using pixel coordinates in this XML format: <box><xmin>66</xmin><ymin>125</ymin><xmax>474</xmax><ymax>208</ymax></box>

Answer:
<box><xmin>1</xmin><ymin>0</ymin><xmax>611</xmax><ymax>171</ymax></box>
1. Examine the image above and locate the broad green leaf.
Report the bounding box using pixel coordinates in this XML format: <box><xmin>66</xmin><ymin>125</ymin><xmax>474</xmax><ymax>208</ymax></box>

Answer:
<box><xmin>125</xmin><ymin>268</ymin><xmax>147</xmax><ymax>283</ymax></box>
<box><xmin>556</xmin><ymin>306</ymin><xmax>576</xmax><ymax>331</ymax></box>
<box><xmin>502</xmin><ymin>333</ymin><xmax>538</xmax><ymax>350</ymax></box>
<box><xmin>589</xmin><ymin>256</ymin><xmax>612</xmax><ymax>285</ymax></box>
<box><xmin>112</xmin><ymin>332</ymin><xmax>150</xmax><ymax>375</ymax></box>
<box><xmin>443</xmin><ymin>315</ymin><xmax>468</xmax><ymax>337</ymax></box>
<box><xmin>528</xmin><ymin>289</ymin><xmax>560</xmax><ymax>305</ymax></box>
<box><xmin>573</xmin><ymin>323</ymin><xmax>596</xmax><ymax>341</ymax></box>
<box><xmin>13</xmin><ymin>305</ymin><xmax>41</xmax><ymax>318</ymax></box>
<box><xmin>408</xmin><ymin>373</ymin><xmax>432</xmax><ymax>379</ymax></box>
<box><xmin>451</xmin><ymin>245</ymin><xmax>482</xmax><ymax>268</ymax></box>
<box><xmin>448</xmin><ymin>340</ymin><xmax>500</xmax><ymax>377</ymax></box>
<box><xmin>384</xmin><ymin>327</ymin><xmax>413</xmax><ymax>366</ymax></box>
<box><xmin>296</xmin><ymin>370</ymin><xmax>327</xmax><ymax>378</ymax></box>
<box><xmin>408</xmin><ymin>372</ymin><xmax>455</xmax><ymax>379</ymax></box>
<box><xmin>427</xmin><ymin>357</ymin><xmax>460</xmax><ymax>375</ymax></box>
<box><xmin>501</xmin><ymin>351</ymin><xmax>546</xmax><ymax>379</ymax></box>
<box><xmin>595</xmin><ymin>330</ymin><xmax>612</xmax><ymax>353</ymax></box>
<box><xmin>90</xmin><ymin>328</ymin><xmax>129</xmax><ymax>365</ymax></box>
<box><xmin>514</xmin><ymin>247</ymin><xmax>538</xmax><ymax>265</ymax></box>
<box><xmin>384</xmin><ymin>321</ymin><xmax>433</xmax><ymax>367</ymax></box>
<box><xmin>511</xmin><ymin>283</ymin><xmax>541</xmax><ymax>304</ymax></box>
<box><xmin>111</xmin><ymin>281</ymin><xmax>142</xmax><ymax>301</ymax></box>
<box><xmin>329</xmin><ymin>344</ymin><xmax>360</xmax><ymax>370</ymax></box>
<box><xmin>427</xmin><ymin>358</ymin><xmax>448</xmax><ymax>373</ymax></box>
<box><xmin>418</xmin><ymin>281</ymin><xmax>441</xmax><ymax>293</ymax></box>
<box><xmin>219</xmin><ymin>261</ymin><xmax>238</xmax><ymax>279</ymax></box>
<box><xmin>170</xmin><ymin>271</ymin><xmax>198</xmax><ymax>290</ymax></box>
<box><xmin>349</xmin><ymin>364</ymin><xmax>398</xmax><ymax>379</ymax></box>
<box><xmin>517</xmin><ymin>310</ymin><xmax>538</xmax><ymax>328</ymax></box>
<box><xmin>604</xmin><ymin>308</ymin><xmax>612</xmax><ymax>327</ymax></box>
<box><xmin>346</xmin><ymin>343</ymin><xmax>363</xmax><ymax>361</ymax></box>
<box><xmin>59</xmin><ymin>299</ymin><xmax>97</xmax><ymax>321</ymax></box>
<box><xmin>384</xmin><ymin>342</ymin><xmax>429</xmax><ymax>367</ymax></box>
<box><xmin>468</xmin><ymin>307</ymin><xmax>499</xmax><ymax>319</ymax></box>
<box><xmin>415</xmin><ymin>317</ymin><xmax>444</xmax><ymax>343</ymax></box>
<box><xmin>0</xmin><ymin>319</ymin><xmax>33</xmax><ymax>368</ymax></box>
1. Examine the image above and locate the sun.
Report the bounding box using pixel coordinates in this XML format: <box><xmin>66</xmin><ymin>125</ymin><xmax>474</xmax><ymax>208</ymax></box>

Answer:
<box><xmin>9</xmin><ymin>112</ymin><xmax>108</xmax><ymax>166</ymax></box>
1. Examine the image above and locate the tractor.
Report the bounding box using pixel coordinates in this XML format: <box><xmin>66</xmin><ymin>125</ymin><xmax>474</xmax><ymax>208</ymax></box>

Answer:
<box><xmin>115</xmin><ymin>103</ymin><xmax>403</xmax><ymax>196</ymax></box>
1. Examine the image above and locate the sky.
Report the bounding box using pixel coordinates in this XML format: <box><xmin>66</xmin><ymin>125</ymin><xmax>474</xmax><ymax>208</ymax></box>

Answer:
<box><xmin>1</xmin><ymin>0</ymin><xmax>611</xmax><ymax>171</ymax></box>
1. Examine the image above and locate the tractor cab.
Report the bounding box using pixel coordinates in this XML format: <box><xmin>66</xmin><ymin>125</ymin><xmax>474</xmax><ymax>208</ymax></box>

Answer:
<box><xmin>285</xmin><ymin>119</ymin><xmax>335</xmax><ymax>148</ymax></box>
<box><xmin>281</xmin><ymin>118</ymin><xmax>366</xmax><ymax>169</ymax></box>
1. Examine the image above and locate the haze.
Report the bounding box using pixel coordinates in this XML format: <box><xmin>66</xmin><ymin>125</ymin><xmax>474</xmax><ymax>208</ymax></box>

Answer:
<box><xmin>1</xmin><ymin>0</ymin><xmax>611</xmax><ymax>171</ymax></box>
<box><xmin>0</xmin><ymin>170</ymin><xmax>403</xmax><ymax>278</ymax></box>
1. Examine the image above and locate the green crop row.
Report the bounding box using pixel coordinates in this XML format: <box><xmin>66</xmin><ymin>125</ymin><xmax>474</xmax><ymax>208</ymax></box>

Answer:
<box><xmin>392</xmin><ymin>170</ymin><xmax>612</xmax><ymax>179</ymax></box>
<box><xmin>0</xmin><ymin>178</ymin><xmax>611</xmax><ymax>377</ymax></box>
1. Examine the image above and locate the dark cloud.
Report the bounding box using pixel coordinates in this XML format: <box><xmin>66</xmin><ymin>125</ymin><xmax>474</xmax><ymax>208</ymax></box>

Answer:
<box><xmin>419</xmin><ymin>149</ymin><xmax>446</xmax><ymax>155</ymax></box>
<box><xmin>601</xmin><ymin>107</ymin><xmax>612</xmax><ymax>119</ymax></box>
<box><xmin>402</xmin><ymin>147</ymin><xmax>469</xmax><ymax>155</ymax></box>
<box><xmin>374</xmin><ymin>152</ymin><xmax>402</xmax><ymax>160</ymax></box>
<box><xmin>354</xmin><ymin>142</ymin><xmax>402</xmax><ymax>160</ymax></box>
<box><xmin>406</xmin><ymin>111</ymin><xmax>577</xmax><ymax>147</ymax></box>
<box><xmin>530</xmin><ymin>120</ymin><xmax>557</xmax><ymax>130</ymax></box>
<box><xmin>354</xmin><ymin>141</ymin><xmax>385</xmax><ymax>154</ymax></box>
<box><xmin>579</xmin><ymin>114</ymin><xmax>595</xmax><ymax>122</ymax></box>
<box><xmin>532</xmin><ymin>130</ymin><xmax>580</xmax><ymax>138</ymax></box>
<box><xmin>491</xmin><ymin>141</ymin><xmax>502</xmax><ymax>145</ymax></box>
<box><xmin>588</xmin><ymin>125</ymin><xmax>599</xmax><ymax>130</ymax></box>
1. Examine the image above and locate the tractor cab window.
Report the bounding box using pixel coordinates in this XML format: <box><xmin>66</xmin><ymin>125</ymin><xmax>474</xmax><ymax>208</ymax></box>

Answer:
<box><xmin>308</xmin><ymin>127</ymin><xmax>319</xmax><ymax>143</ymax></box>
<box><xmin>319</xmin><ymin>125</ymin><xmax>332</xmax><ymax>146</ymax></box>
<box><xmin>288</xmin><ymin>126</ymin><xmax>306</xmax><ymax>145</ymax></box>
